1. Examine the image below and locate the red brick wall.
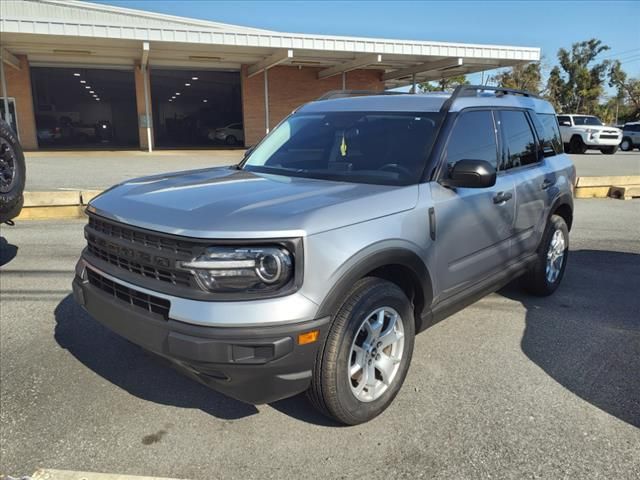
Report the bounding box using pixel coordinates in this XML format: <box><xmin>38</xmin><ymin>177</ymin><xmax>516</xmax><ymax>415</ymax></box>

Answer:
<box><xmin>241</xmin><ymin>65</ymin><xmax>383</xmax><ymax>146</ymax></box>
<box><xmin>4</xmin><ymin>55</ymin><xmax>37</xmax><ymax>150</ymax></box>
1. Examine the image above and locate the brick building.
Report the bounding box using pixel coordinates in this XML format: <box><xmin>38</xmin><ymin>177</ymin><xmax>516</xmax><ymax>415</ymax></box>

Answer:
<box><xmin>0</xmin><ymin>0</ymin><xmax>540</xmax><ymax>151</ymax></box>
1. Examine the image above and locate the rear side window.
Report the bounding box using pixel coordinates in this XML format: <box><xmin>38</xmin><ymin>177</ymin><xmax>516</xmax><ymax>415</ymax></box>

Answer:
<box><xmin>444</xmin><ymin>110</ymin><xmax>498</xmax><ymax>170</ymax></box>
<box><xmin>535</xmin><ymin>113</ymin><xmax>563</xmax><ymax>156</ymax></box>
<box><xmin>557</xmin><ymin>115</ymin><xmax>572</xmax><ymax>126</ymax></box>
<box><xmin>498</xmin><ymin>110</ymin><xmax>538</xmax><ymax>170</ymax></box>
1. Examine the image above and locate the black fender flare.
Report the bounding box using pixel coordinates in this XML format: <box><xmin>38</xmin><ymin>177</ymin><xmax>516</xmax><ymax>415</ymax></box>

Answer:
<box><xmin>549</xmin><ymin>192</ymin><xmax>574</xmax><ymax>230</ymax></box>
<box><xmin>316</xmin><ymin>247</ymin><xmax>434</xmax><ymax>323</ymax></box>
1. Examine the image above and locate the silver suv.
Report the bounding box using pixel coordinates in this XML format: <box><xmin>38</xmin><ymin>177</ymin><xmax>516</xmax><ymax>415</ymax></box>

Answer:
<box><xmin>73</xmin><ymin>86</ymin><xmax>575</xmax><ymax>424</ymax></box>
<box><xmin>620</xmin><ymin>122</ymin><xmax>640</xmax><ymax>151</ymax></box>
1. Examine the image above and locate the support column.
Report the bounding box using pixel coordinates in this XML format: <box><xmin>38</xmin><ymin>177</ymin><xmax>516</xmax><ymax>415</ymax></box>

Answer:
<box><xmin>342</xmin><ymin>71</ymin><xmax>346</xmax><ymax>90</ymax></box>
<box><xmin>264</xmin><ymin>69</ymin><xmax>270</xmax><ymax>135</ymax></box>
<box><xmin>142</xmin><ymin>64</ymin><xmax>152</xmax><ymax>153</ymax></box>
<box><xmin>0</xmin><ymin>53</ymin><xmax>10</xmax><ymax>125</ymax></box>
<box><xmin>1</xmin><ymin>54</ymin><xmax>37</xmax><ymax>148</ymax></box>
<box><xmin>134</xmin><ymin>64</ymin><xmax>154</xmax><ymax>151</ymax></box>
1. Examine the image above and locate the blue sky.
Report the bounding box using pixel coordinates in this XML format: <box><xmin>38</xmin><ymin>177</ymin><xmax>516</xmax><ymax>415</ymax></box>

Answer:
<box><xmin>96</xmin><ymin>0</ymin><xmax>640</xmax><ymax>92</ymax></box>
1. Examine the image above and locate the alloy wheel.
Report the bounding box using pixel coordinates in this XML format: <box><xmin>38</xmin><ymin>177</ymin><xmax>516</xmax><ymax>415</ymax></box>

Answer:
<box><xmin>348</xmin><ymin>306</ymin><xmax>405</xmax><ymax>402</ymax></box>
<box><xmin>546</xmin><ymin>229</ymin><xmax>566</xmax><ymax>284</ymax></box>
<box><xmin>0</xmin><ymin>139</ymin><xmax>17</xmax><ymax>194</ymax></box>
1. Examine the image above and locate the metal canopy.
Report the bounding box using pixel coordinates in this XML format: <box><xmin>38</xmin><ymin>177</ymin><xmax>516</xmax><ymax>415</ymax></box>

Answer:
<box><xmin>0</xmin><ymin>0</ymin><xmax>541</xmax><ymax>87</ymax></box>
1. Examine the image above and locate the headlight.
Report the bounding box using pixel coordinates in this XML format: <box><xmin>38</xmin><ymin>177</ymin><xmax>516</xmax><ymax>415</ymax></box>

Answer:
<box><xmin>179</xmin><ymin>246</ymin><xmax>294</xmax><ymax>293</ymax></box>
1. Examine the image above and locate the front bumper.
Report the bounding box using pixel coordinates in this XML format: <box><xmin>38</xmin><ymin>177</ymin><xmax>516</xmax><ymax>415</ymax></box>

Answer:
<box><xmin>72</xmin><ymin>264</ymin><xmax>330</xmax><ymax>404</ymax></box>
<box><xmin>585</xmin><ymin>133</ymin><xmax>622</xmax><ymax>147</ymax></box>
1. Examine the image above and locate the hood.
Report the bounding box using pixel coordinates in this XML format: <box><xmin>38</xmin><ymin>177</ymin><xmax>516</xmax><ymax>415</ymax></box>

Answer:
<box><xmin>88</xmin><ymin>167</ymin><xmax>418</xmax><ymax>238</ymax></box>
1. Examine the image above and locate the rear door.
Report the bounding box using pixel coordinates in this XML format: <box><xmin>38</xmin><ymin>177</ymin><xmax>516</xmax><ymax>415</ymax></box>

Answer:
<box><xmin>431</xmin><ymin>109</ymin><xmax>516</xmax><ymax>301</ymax></box>
<box><xmin>630</xmin><ymin>124</ymin><xmax>640</xmax><ymax>145</ymax></box>
<box><xmin>496</xmin><ymin>109</ymin><xmax>553</xmax><ymax>258</ymax></box>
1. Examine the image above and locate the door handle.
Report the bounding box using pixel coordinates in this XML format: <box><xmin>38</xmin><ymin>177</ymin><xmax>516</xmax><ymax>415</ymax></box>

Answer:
<box><xmin>493</xmin><ymin>191</ymin><xmax>513</xmax><ymax>204</ymax></box>
<box><xmin>541</xmin><ymin>179</ymin><xmax>555</xmax><ymax>190</ymax></box>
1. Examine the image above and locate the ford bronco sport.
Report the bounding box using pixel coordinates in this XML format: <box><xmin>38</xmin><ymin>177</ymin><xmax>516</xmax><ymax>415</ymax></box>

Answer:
<box><xmin>73</xmin><ymin>86</ymin><xmax>575</xmax><ymax>425</ymax></box>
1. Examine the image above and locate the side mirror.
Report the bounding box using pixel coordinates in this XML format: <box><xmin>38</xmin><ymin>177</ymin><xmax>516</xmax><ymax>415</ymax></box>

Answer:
<box><xmin>560</xmin><ymin>121</ymin><xmax>571</xmax><ymax>127</ymax></box>
<box><xmin>442</xmin><ymin>159</ymin><xmax>497</xmax><ymax>189</ymax></box>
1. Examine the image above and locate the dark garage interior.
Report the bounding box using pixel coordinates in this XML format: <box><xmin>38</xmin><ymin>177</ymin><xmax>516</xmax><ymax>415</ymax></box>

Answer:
<box><xmin>150</xmin><ymin>69</ymin><xmax>243</xmax><ymax>148</ymax></box>
<box><xmin>31</xmin><ymin>67</ymin><xmax>138</xmax><ymax>149</ymax></box>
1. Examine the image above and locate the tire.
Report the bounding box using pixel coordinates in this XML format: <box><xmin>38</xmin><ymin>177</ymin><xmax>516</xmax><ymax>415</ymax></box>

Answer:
<box><xmin>620</xmin><ymin>138</ymin><xmax>632</xmax><ymax>152</ymax></box>
<box><xmin>225</xmin><ymin>135</ymin><xmax>237</xmax><ymax>146</ymax></box>
<box><xmin>308</xmin><ymin>277</ymin><xmax>415</xmax><ymax>425</ymax></box>
<box><xmin>601</xmin><ymin>146</ymin><xmax>618</xmax><ymax>155</ymax></box>
<box><xmin>569</xmin><ymin>135</ymin><xmax>587</xmax><ymax>154</ymax></box>
<box><xmin>522</xmin><ymin>215</ymin><xmax>569</xmax><ymax>296</ymax></box>
<box><xmin>0</xmin><ymin>119</ymin><xmax>26</xmax><ymax>223</ymax></box>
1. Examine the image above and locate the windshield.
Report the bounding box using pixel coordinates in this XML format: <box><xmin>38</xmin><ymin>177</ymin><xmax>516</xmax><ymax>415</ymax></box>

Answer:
<box><xmin>242</xmin><ymin>111</ymin><xmax>443</xmax><ymax>185</ymax></box>
<box><xmin>573</xmin><ymin>116</ymin><xmax>603</xmax><ymax>126</ymax></box>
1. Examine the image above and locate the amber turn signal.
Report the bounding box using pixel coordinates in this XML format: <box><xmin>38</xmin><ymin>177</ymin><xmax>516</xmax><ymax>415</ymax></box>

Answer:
<box><xmin>297</xmin><ymin>330</ymin><xmax>319</xmax><ymax>345</ymax></box>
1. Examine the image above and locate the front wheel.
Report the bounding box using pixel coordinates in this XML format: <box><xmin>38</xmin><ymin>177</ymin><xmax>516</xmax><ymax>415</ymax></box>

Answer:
<box><xmin>620</xmin><ymin>138</ymin><xmax>632</xmax><ymax>152</ymax></box>
<box><xmin>308</xmin><ymin>277</ymin><xmax>415</xmax><ymax>425</ymax></box>
<box><xmin>522</xmin><ymin>215</ymin><xmax>569</xmax><ymax>296</ymax></box>
<box><xmin>569</xmin><ymin>136</ymin><xmax>587</xmax><ymax>154</ymax></box>
<box><xmin>601</xmin><ymin>146</ymin><xmax>618</xmax><ymax>155</ymax></box>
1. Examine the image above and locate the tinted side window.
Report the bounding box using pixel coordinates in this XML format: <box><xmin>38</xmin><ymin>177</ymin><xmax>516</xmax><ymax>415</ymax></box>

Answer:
<box><xmin>445</xmin><ymin>110</ymin><xmax>498</xmax><ymax>170</ymax></box>
<box><xmin>535</xmin><ymin>113</ymin><xmax>563</xmax><ymax>156</ymax></box>
<box><xmin>499</xmin><ymin>110</ymin><xmax>538</xmax><ymax>169</ymax></box>
<box><xmin>557</xmin><ymin>115</ymin><xmax>571</xmax><ymax>126</ymax></box>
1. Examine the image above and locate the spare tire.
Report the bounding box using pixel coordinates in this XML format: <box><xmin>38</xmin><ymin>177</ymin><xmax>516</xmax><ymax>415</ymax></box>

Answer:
<box><xmin>0</xmin><ymin>119</ymin><xmax>26</xmax><ymax>223</ymax></box>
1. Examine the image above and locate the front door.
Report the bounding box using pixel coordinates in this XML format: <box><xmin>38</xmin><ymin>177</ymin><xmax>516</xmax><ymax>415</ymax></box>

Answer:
<box><xmin>431</xmin><ymin>109</ymin><xmax>515</xmax><ymax>302</ymax></box>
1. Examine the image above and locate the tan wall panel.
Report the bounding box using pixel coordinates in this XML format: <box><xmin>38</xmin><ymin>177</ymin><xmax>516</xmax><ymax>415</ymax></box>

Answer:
<box><xmin>4</xmin><ymin>55</ymin><xmax>38</xmax><ymax>149</ymax></box>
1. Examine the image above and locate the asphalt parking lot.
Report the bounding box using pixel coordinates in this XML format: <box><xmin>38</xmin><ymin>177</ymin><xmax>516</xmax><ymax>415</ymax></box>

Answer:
<box><xmin>1</xmin><ymin>198</ymin><xmax>639</xmax><ymax>479</ymax></box>
<box><xmin>23</xmin><ymin>150</ymin><xmax>640</xmax><ymax>191</ymax></box>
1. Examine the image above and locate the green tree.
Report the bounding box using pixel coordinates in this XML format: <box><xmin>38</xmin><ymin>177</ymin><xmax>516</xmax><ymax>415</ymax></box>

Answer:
<box><xmin>608</xmin><ymin>60</ymin><xmax>640</xmax><ymax>121</ymax></box>
<box><xmin>545</xmin><ymin>39</ymin><xmax>611</xmax><ymax>114</ymax></box>
<box><xmin>419</xmin><ymin>75</ymin><xmax>469</xmax><ymax>92</ymax></box>
<box><xmin>491</xmin><ymin>62</ymin><xmax>542</xmax><ymax>93</ymax></box>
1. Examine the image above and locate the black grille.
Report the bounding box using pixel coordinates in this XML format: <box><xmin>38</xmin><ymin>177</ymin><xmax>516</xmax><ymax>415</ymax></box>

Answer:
<box><xmin>88</xmin><ymin>216</ymin><xmax>193</xmax><ymax>255</ymax></box>
<box><xmin>600</xmin><ymin>134</ymin><xmax>619</xmax><ymax>140</ymax></box>
<box><xmin>87</xmin><ymin>268</ymin><xmax>170</xmax><ymax>318</ymax></box>
<box><xmin>87</xmin><ymin>242</ymin><xmax>191</xmax><ymax>286</ymax></box>
<box><xmin>85</xmin><ymin>215</ymin><xmax>194</xmax><ymax>288</ymax></box>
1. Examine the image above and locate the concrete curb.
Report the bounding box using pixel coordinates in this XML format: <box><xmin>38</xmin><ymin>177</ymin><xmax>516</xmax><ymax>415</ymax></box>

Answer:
<box><xmin>14</xmin><ymin>174</ymin><xmax>640</xmax><ymax>221</ymax></box>
<box><xmin>26</xmin><ymin>469</ymin><xmax>187</xmax><ymax>480</ymax></box>
<box><xmin>18</xmin><ymin>190</ymin><xmax>101</xmax><ymax>220</ymax></box>
<box><xmin>574</xmin><ymin>175</ymin><xmax>640</xmax><ymax>199</ymax></box>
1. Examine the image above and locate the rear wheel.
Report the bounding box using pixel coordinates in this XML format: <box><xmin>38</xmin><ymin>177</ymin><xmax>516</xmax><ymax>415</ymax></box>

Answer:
<box><xmin>0</xmin><ymin>120</ymin><xmax>26</xmax><ymax>223</ymax></box>
<box><xmin>225</xmin><ymin>135</ymin><xmax>237</xmax><ymax>146</ymax></box>
<box><xmin>569</xmin><ymin>135</ymin><xmax>587</xmax><ymax>154</ymax></box>
<box><xmin>620</xmin><ymin>138</ymin><xmax>632</xmax><ymax>152</ymax></box>
<box><xmin>522</xmin><ymin>215</ymin><xmax>569</xmax><ymax>296</ymax></box>
<box><xmin>601</xmin><ymin>146</ymin><xmax>618</xmax><ymax>155</ymax></box>
<box><xmin>308</xmin><ymin>277</ymin><xmax>415</xmax><ymax>425</ymax></box>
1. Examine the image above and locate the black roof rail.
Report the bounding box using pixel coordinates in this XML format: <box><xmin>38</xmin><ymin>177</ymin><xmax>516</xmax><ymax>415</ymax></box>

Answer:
<box><xmin>439</xmin><ymin>84</ymin><xmax>541</xmax><ymax>113</ymax></box>
<box><xmin>316</xmin><ymin>90</ymin><xmax>405</xmax><ymax>101</ymax></box>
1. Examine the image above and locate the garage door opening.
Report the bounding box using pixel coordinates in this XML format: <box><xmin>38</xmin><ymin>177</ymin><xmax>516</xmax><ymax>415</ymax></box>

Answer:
<box><xmin>31</xmin><ymin>67</ymin><xmax>138</xmax><ymax>149</ymax></box>
<box><xmin>150</xmin><ymin>69</ymin><xmax>242</xmax><ymax>148</ymax></box>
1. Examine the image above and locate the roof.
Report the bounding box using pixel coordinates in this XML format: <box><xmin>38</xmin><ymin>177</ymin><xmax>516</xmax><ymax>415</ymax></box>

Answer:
<box><xmin>1</xmin><ymin>0</ymin><xmax>541</xmax><ymax>87</ymax></box>
<box><xmin>299</xmin><ymin>91</ymin><xmax>556</xmax><ymax>114</ymax></box>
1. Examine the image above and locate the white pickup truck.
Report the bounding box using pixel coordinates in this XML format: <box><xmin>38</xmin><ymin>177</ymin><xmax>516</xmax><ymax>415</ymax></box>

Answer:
<box><xmin>557</xmin><ymin>114</ymin><xmax>622</xmax><ymax>154</ymax></box>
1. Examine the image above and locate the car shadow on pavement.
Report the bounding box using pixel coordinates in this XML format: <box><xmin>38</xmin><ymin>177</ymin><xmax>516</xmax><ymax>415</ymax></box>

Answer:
<box><xmin>54</xmin><ymin>294</ymin><xmax>259</xmax><ymax>420</ymax></box>
<box><xmin>500</xmin><ymin>249</ymin><xmax>640</xmax><ymax>428</ymax></box>
<box><xmin>0</xmin><ymin>235</ymin><xmax>19</xmax><ymax>267</ymax></box>
<box><xmin>54</xmin><ymin>294</ymin><xmax>337</xmax><ymax>425</ymax></box>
